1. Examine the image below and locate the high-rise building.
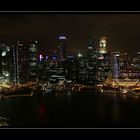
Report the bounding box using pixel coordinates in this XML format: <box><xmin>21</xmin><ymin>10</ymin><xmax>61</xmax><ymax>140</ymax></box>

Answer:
<box><xmin>119</xmin><ymin>52</ymin><xmax>131</xmax><ymax>75</ymax></box>
<box><xmin>0</xmin><ymin>40</ymin><xmax>38</xmax><ymax>85</ymax></box>
<box><xmin>0</xmin><ymin>46</ymin><xmax>2</xmax><ymax>76</ymax></box>
<box><xmin>66</xmin><ymin>54</ymin><xmax>79</xmax><ymax>82</ymax></box>
<box><xmin>11</xmin><ymin>41</ymin><xmax>28</xmax><ymax>84</ymax></box>
<box><xmin>105</xmin><ymin>52</ymin><xmax>111</xmax><ymax>69</ymax></box>
<box><xmin>57</xmin><ymin>36</ymin><xmax>67</xmax><ymax>60</ymax></box>
<box><xmin>0</xmin><ymin>44</ymin><xmax>11</xmax><ymax>84</ymax></box>
<box><xmin>96</xmin><ymin>37</ymin><xmax>111</xmax><ymax>83</ymax></box>
<box><xmin>112</xmin><ymin>53</ymin><xmax>119</xmax><ymax>79</ymax></box>
<box><xmin>96</xmin><ymin>58</ymin><xmax>106</xmax><ymax>83</ymax></box>
<box><xmin>133</xmin><ymin>52</ymin><xmax>140</xmax><ymax>70</ymax></box>
<box><xmin>38</xmin><ymin>54</ymin><xmax>48</xmax><ymax>82</ymax></box>
<box><xmin>78</xmin><ymin>57</ymin><xmax>88</xmax><ymax>84</ymax></box>
<box><xmin>88</xmin><ymin>36</ymin><xmax>98</xmax><ymax>57</ymax></box>
<box><xmin>87</xmin><ymin>36</ymin><xmax>95</xmax><ymax>57</ymax></box>
<box><xmin>113</xmin><ymin>52</ymin><xmax>120</xmax><ymax>77</ymax></box>
<box><xmin>28</xmin><ymin>40</ymin><xmax>38</xmax><ymax>82</ymax></box>
<box><xmin>99</xmin><ymin>37</ymin><xmax>107</xmax><ymax>54</ymax></box>
<box><xmin>85</xmin><ymin>36</ymin><xmax>98</xmax><ymax>85</ymax></box>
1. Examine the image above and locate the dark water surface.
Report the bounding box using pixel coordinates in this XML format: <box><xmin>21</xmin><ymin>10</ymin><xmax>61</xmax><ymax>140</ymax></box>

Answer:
<box><xmin>0</xmin><ymin>92</ymin><xmax>140</xmax><ymax>128</ymax></box>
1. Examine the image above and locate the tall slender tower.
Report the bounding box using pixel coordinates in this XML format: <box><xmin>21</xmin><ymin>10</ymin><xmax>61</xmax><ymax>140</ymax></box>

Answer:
<box><xmin>99</xmin><ymin>37</ymin><xmax>107</xmax><ymax>54</ymax></box>
<box><xmin>12</xmin><ymin>41</ymin><xmax>28</xmax><ymax>84</ymax></box>
<box><xmin>28</xmin><ymin>40</ymin><xmax>38</xmax><ymax>82</ymax></box>
<box><xmin>57</xmin><ymin>36</ymin><xmax>67</xmax><ymax>60</ymax></box>
<box><xmin>87</xmin><ymin>35</ymin><xmax>97</xmax><ymax>58</ymax></box>
<box><xmin>0</xmin><ymin>44</ymin><xmax>11</xmax><ymax>84</ymax></box>
<box><xmin>112</xmin><ymin>54</ymin><xmax>119</xmax><ymax>79</ymax></box>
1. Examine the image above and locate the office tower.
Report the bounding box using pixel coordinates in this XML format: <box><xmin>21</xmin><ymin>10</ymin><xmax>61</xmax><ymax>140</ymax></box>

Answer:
<box><xmin>38</xmin><ymin>54</ymin><xmax>45</xmax><ymax>74</ymax></box>
<box><xmin>87</xmin><ymin>36</ymin><xmax>98</xmax><ymax>57</ymax></box>
<box><xmin>0</xmin><ymin>45</ymin><xmax>2</xmax><ymax>76</ymax></box>
<box><xmin>96</xmin><ymin>58</ymin><xmax>106</xmax><ymax>83</ymax></box>
<box><xmin>133</xmin><ymin>52</ymin><xmax>140</xmax><ymax>70</ymax></box>
<box><xmin>112</xmin><ymin>53</ymin><xmax>119</xmax><ymax>79</ymax></box>
<box><xmin>17</xmin><ymin>41</ymin><xmax>28</xmax><ymax>84</ymax></box>
<box><xmin>120</xmin><ymin>52</ymin><xmax>130</xmax><ymax>69</ymax></box>
<box><xmin>0</xmin><ymin>44</ymin><xmax>11</xmax><ymax>84</ymax></box>
<box><xmin>48</xmin><ymin>60</ymin><xmax>65</xmax><ymax>84</ymax></box>
<box><xmin>103</xmin><ymin>52</ymin><xmax>112</xmax><ymax>78</ymax></box>
<box><xmin>86</xmin><ymin>58</ymin><xmax>98</xmax><ymax>85</ymax></box>
<box><xmin>113</xmin><ymin>52</ymin><xmax>120</xmax><ymax>76</ymax></box>
<box><xmin>96</xmin><ymin>37</ymin><xmax>110</xmax><ymax>83</ymax></box>
<box><xmin>96</xmin><ymin>53</ymin><xmax>112</xmax><ymax>83</ymax></box>
<box><xmin>78</xmin><ymin>56</ymin><xmax>88</xmax><ymax>84</ymax></box>
<box><xmin>99</xmin><ymin>37</ymin><xmax>107</xmax><ymax>54</ymax></box>
<box><xmin>82</xmin><ymin>36</ymin><xmax>98</xmax><ymax>85</ymax></box>
<box><xmin>38</xmin><ymin>54</ymin><xmax>51</xmax><ymax>82</ymax></box>
<box><xmin>66</xmin><ymin>54</ymin><xmax>79</xmax><ymax>82</ymax></box>
<box><xmin>57</xmin><ymin>36</ymin><xmax>67</xmax><ymax>60</ymax></box>
<box><xmin>11</xmin><ymin>41</ymin><xmax>28</xmax><ymax>84</ymax></box>
<box><xmin>87</xmin><ymin>36</ymin><xmax>94</xmax><ymax>57</ymax></box>
<box><xmin>28</xmin><ymin>40</ymin><xmax>38</xmax><ymax>82</ymax></box>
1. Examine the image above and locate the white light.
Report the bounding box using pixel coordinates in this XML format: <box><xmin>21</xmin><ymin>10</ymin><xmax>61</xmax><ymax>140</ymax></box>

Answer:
<box><xmin>88</xmin><ymin>46</ymin><xmax>92</xmax><ymax>49</ymax></box>
<box><xmin>59</xmin><ymin>36</ymin><xmax>66</xmax><ymax>40</ymax></box>
<box><xmin>5</xmin><ymin>73</ymin><xmax>9</xmax><ymax>77</ymax></box>
<box><xmin>103</xmin><ymin>43</ymin><xmax>106</xmax><ymax>47</ymax></box>
<box><xmin>98</xmin><ymin>56</ymin><xmax>104</xmax><ymax>59</ymax></box>
<box><xmin>2</xmin><ymin>51</ymin><xmax>6</xmax><ymax>56</ymax></box>
<box><xmin>116</xmin><ymin>54</ymin><xmax>120</xmax><ymax>57</ymax></box>
<box><xmin>78</xmin><ymin>53</ymin><xmax>82</xmax><ymax>57</ymax></box>
<box><xmin>6</xmin><ymin>46</ymin><xmax>10</xmax><ymax>51</ymax></box>
<box><xmin>39</xmin><ymin>54</ymin><xmax>43</xmax><ymax>61</ymax></box>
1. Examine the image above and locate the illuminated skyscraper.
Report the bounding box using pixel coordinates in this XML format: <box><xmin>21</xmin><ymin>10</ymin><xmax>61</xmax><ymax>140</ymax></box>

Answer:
<box><xmin>28</xmin><ymin>40</ymin><xmax>38</xmax><ymax>82</ymax></box>
<box><xmin>66</xmin><ymin>55</ymin><xmax>79</xmax><ymax>81</ymax></box>
<box><xmin>99</xmin><ymin>37</ymin><xmax>107</xmax><ymax>54</ymax></box>
<box><xmin>0</xmin><ymin>46</ymin><xmax>2</xmax><ymax>76</ymax></box>
<box><xmin>86</xmin><ymin>36</ymin><xmax>98</xmax><ymax>85</ymax></box>
<box><xmin>0</xmin><ymin>44</ymin><xmax>11</xmax><ymax>84</ymax></box>
<box><xmin>87</xmin><ymin>36</ymin><xmax>94</xmax><ymax>56</ymax></box>
<box><xmin>11</xmin><ymin>41</ymin><xmax>28</xmax><ymax>84</ymax></box>
<box><xmin>133</xmin><ymin>52</ymin><xmax>140</xmax><ymax>69</ymax></box>
<box><xmin>57</xmin><ymin>36</ymin><xmax>67</xmax><ymax>60</ymax></box>
<box><xmin>87</xmin><ymin>35</ymin><xmax>98</xmax><ymax>59</ymax></box>
<box><xmin>112</xmin><ymin>54</ymin><xmax>119</xmax><ymax>79</ymax></box>
<box><xmin>96</xmin><ymin>37</ymin><xmax>109</xmax><ymax>83</ymax></box>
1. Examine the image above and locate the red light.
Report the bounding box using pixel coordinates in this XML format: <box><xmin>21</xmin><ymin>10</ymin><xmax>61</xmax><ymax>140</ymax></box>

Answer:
<box><xmin>37</xmin><ymin>98</ymin><xmax>48</xmax><ymax>124</ymax></box>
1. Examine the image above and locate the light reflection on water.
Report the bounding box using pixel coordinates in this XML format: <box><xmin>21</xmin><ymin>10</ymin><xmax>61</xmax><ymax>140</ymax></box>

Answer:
<box><xmin>111</xmin><ymin>102</ymin><xmax>120</xmax><ymax>123</ymax></box>
<box><xmin>0</xmin><ymin>91</ymin><xmax>140</xmax><ymax>127</ymax></box>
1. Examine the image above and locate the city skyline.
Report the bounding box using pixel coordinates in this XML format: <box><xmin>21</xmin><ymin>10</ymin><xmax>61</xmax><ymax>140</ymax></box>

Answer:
<box><xmin>1</xmin><ymin>13</ymin><xmax>140</xmax><ymax>127</ymax></box>
<box><xmin>0</xmin><ymin>13</ymin><xmax>140</xmax><ymax>53</ymax></box>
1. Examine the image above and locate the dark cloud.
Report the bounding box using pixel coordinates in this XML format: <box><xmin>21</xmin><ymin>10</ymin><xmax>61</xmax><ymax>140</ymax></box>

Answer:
<box><xmin>0</xmin><ymin>13</ymin><xmax>139</xmax><ymax>53</ymax></box>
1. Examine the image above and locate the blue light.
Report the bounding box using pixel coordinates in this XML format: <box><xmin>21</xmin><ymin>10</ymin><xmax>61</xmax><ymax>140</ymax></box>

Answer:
<box><xmin>68</xmin><ymin>55</ymin><xmax>74</xmax><ymax>58</ymax></box>
<box><xmin>46</xmin><ymin>55</ymin><xmax>49</xmax><ymax>60</ymax></box>
<box><xmin>59</xmin><ymin>36</ymin><xmax>66</xmax><ymax>40</ymax></box>
<box><xmin>52</xmin><ymin>56</ymin><xmax>57</xmax><ymax>60</ymax></box>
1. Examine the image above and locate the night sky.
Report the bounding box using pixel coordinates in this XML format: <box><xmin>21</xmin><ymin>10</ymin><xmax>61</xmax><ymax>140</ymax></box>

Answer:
<box><xmin>0</xmin><ymin>13</ymin><xmax>140</xmax><ymax>54</ymax></box>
